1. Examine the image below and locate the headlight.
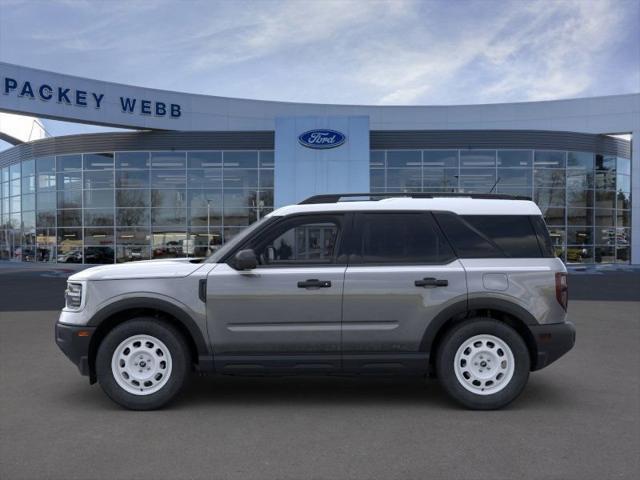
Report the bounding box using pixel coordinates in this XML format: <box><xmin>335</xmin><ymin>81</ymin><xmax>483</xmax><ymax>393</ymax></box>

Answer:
<box><xmin>65</xmin><ymin>283</ymin><xmax>83</xmax><ymax>309</ymax></box>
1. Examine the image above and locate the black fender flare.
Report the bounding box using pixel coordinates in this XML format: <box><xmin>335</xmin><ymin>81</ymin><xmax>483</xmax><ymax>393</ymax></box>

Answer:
<box><xmin>467</xmin><ymin>297</ymin><xmax>539</xmax><ymax>326</ymax></box>
<box><xmin>419</xmin><ymin>299</ymin><xmax>468</xmax><ymax>353</ymax></box>
<box><xmin>419</xmin><ymin>297</ymin><xmax>538</xmax><ymax>353</ymax></box>
<box><xmin>87</xmin><ymin>297</ymin><xmax>210</xmax><ymax>358</ymax></box>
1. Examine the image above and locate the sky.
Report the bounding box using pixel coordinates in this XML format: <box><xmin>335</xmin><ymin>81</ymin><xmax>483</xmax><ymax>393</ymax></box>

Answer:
<box><xmin>0</xmin><ymin>0</ymin><xmax>639</xmax><ymax>141</ymax></box>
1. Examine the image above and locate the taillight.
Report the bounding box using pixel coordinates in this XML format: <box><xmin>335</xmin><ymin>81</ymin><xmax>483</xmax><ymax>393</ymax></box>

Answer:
<box><xmin>555</xmin><ymin>272</ymin><xmax>568</xmax><ymax>311</ymax></box>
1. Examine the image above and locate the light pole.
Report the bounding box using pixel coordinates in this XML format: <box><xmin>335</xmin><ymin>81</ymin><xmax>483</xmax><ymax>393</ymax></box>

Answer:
<box><xmin>206</xmin><ymin>200</ymin><xmax>211</xmax><ymax>254</ymax></box>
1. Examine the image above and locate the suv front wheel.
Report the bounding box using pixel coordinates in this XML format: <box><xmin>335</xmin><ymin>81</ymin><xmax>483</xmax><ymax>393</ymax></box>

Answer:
<box><xmin>96</xmin><ymin>318</ymin><xmax>190</xmax><ymax>410</ymax></box>
<box><xmin>436</xmin><ymin>318</ymin><xmax>530</xmax><ymax>410</ymax></box>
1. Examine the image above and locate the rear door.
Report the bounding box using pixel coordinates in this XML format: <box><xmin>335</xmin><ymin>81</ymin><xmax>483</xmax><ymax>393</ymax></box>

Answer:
<box><xmin>341</xmin><ymin>212</ymin><xmax>467</xmax><ymax>372</ymax></box>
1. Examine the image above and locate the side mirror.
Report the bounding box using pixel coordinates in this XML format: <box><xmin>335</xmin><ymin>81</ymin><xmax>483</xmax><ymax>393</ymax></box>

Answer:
<box><xmin>233</xmin><ymin>249</ymin><xmax>258</xmax><ymax>270</ymax></box>
<box><xmin>266</xmin><ymin>245</ymin><xmax>276</xmax><ymax>264</ymax></box>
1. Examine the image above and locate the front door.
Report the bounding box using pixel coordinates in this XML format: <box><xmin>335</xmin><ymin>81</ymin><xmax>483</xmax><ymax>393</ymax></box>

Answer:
<box><xmin>341</xmin><ymin>212</ymin><xmax>467</xmax><ymax>373</ymax></box>
<box><xmin>206</xmin><ymin>213</ymin><xmax>348</xmax><ymax>373</ymax></box>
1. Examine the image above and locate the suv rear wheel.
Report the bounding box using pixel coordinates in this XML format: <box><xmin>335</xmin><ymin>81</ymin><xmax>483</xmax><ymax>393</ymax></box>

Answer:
<box><xmin>96</xmin><ymin>318</ymin><xmax>190</xmax><ymax>410</ymax></box>
<box><xmin>436</xmin><ymin>318</ymin><xmax>530</xmax><ymax>410</ymax></box>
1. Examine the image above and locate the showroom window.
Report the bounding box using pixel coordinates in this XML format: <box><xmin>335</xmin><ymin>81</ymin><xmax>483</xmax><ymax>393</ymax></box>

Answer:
<box><xmin>369</xmin><ymin>147</ymin><xmax>632</xmax><ymax>264</ymax></box>
<box><xmin>0</xmin><ymin>148</ymin><xmax>275</xmax><ymax>263</ymax></box>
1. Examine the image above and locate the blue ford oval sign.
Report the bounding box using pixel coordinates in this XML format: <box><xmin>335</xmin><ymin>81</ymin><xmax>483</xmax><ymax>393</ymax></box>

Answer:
<box><xmin>298</xmin><ymin>129</ymin><xmax>346</xmax><ymax>149</ymax></box>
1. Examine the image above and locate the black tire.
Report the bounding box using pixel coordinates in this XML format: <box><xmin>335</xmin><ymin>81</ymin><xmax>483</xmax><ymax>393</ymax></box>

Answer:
<box><xmin>96</xmin><ymin>318</ymin><xmax>190</xmax><ymax>410</ymax></box>
<box><xmin>436</xmin><ymin>318</ymin><xmax>530</xmax><ymax>410</ymax></box>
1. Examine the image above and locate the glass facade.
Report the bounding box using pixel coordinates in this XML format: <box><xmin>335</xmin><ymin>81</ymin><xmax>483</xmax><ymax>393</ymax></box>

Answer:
<box><xmin>0</xmin><ymin>147</ymin><xmax>632</xmax><ymax>265</ymax></box>
<box><xmin>0</xmin><ymin>150</ymin><xmax>274</xmax><ymax>264</ymax></box>
<box><xmin>370</xmin><ymin>149</ymin><xmax>632</xmax><ymax>264</ymax></box>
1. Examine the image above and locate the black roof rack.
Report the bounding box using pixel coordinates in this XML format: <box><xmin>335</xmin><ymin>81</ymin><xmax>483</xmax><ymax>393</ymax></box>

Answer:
<box><xmin>298</xmin><ymin>192</ymin><xmax>532</xmax><ymax>205</ymax></box>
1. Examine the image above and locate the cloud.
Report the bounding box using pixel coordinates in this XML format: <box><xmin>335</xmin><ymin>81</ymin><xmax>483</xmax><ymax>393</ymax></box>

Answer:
<box><xmin>186</xmin><ymin>0</ymin><xmax>413</xmax><ymax>71</ymax></box>
<box><xmin>353</xmin><ymin>0</ymin><xmax>633</xmax><ymax>104</ymax></box>
<box><xmin>472</xmin><ymin>0</ymin><xmax>626</xmax><ymax>102</ymax></box>
<box><xmin>379</xmin><ymin>85</ymin><xmax>431</xmax><ymax>104</ymax></box>
<box><xmin>0</xmin><ymin>0</ymin><xmax>637</xmax><ymax>106</ymax></box>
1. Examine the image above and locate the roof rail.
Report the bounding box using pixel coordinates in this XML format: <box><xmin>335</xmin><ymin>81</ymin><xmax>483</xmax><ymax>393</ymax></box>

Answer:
<box><xmin>298</xmin><ymin>192</ymin><xmax>532</xmax><ymax>204</ymax></box>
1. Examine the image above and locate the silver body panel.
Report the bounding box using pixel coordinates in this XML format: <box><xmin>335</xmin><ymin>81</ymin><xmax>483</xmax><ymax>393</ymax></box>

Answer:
<box><xmin>68</xmin><ymin>258</ymin><xmax>202</xmax><ymax>281</ymax></box>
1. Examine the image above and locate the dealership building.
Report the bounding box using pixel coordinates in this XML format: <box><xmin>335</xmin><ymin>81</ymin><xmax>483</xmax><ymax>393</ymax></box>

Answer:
<box><xmin>0</xmin><ymin>62</ymin><xmax>638</xmax><ymax>265</ymax></box>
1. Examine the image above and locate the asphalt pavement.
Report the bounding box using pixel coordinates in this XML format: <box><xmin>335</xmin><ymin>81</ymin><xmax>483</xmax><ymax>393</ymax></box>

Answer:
<box><xmin>0</xmin><ymin>268</ymin><xmax>639</xmax><ymax>479</ymax></box>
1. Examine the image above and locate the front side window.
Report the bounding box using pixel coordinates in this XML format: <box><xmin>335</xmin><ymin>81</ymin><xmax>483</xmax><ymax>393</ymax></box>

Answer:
<box><xmin>354</xmin><ymin>213</ymin><xmax>454</xmax><ymax>264</ymax></box>
<box><xmin>251</xmin><ymin>216</ymin><xmax>341</xmax><ymax>266</ymax></box>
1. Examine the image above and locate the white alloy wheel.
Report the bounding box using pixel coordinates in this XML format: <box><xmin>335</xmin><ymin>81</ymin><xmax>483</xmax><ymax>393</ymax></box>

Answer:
<box><xmin>453</xmin><ymin>334</ymin><xmax>515</xmax><ymax>395</ymax></box>
<box><xmin>111</xmin><ymin>334</ymin><xmax>173</xmax><ymax>395</ymax></box>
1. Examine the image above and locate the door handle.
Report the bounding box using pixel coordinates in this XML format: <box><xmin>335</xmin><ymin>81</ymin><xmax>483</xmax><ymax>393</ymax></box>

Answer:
<box><xmin>415</xmin><ymin>277</ymin><xmax>448</xmax><ymax>288</ymax></box>
<box><xmin>198</xmin><ymin>279</ymin><xmax>207</xmax><ymax>303</ymax></box>
<box><xmin>297</xmin><ymin>279</ymin><xmax>332</xmax><ymax>289</ymax></box>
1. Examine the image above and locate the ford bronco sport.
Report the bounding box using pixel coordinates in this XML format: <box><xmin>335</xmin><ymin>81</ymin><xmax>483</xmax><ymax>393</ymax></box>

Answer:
<box><xmin>56</xmin><ymin>193</ymin><xmax>575</xmax><ymax>410</ymax></box>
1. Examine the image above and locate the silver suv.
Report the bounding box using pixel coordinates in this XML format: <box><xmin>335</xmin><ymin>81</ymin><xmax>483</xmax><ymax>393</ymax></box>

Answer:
<box><xmin>55</xmin><ymin>193</ymin><xmax>575</xmax><ymax>410</ymax></box>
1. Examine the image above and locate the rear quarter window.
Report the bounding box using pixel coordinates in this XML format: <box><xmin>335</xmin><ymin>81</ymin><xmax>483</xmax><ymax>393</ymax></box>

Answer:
<box><xmin>434</xmin><ymin>212</ymin><xmax>545</xmax><ymax>258</ymax></box>
<box><xmin>530</xmin><ymin>215</ymin><xmax>556</xmax><ymax>258</ymax></box>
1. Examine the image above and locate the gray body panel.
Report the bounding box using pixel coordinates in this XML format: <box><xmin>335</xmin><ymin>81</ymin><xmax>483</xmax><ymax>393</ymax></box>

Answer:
<box><xmin>58</xmin><ymin>261</ymin><xmax>212</xmax><ymax>344</ymax></box>
<box><xmin>206</xmin><ymin>263</ymin><xmax>346</xmax><ymax>355</ymax></box>
<box><xmin>341</xmin><ymin>262</ymin><xmax>467</xmax><ymax>352</ymax></box>
<box><xmin>59</xmin><ymin>199</ymin><xmax>573</xmax><ymax>378</ymax></box>
<box><xmin>461</xmin><ymin>257</ymin><xmax>567</xmax><ymax>325</ymax></box>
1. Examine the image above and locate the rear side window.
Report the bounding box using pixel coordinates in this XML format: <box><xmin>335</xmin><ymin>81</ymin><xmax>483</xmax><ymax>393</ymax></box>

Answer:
<box><xmin>530</xmin><ymin>216</ymin><xmax>555</xmax><ymax>257</ymax></box>
<box><xmin>434</xmin><ymin>212</ymin><xmax>544</xmax><ymax>258</ymax></box>
<box><xmin>353</xmin><ymin>213</ymin><xmax>455</xmax><ymax>264</ymax></box>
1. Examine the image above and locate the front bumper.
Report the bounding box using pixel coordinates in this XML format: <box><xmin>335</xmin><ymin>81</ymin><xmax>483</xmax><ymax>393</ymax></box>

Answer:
<box><xmin>55</xmin><ymin>322</ymin><xmax>96</xmax><ymax>377</ymax></box>
<box><xmin>530</xmin><ymin>321</ymin><xmax>576</xmax><ymax>371</ymax></box>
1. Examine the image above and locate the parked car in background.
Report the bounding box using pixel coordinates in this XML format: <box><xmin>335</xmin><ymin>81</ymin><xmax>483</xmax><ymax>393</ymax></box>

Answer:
<box><xmin>57</xmin><ymin>249</ymin><xmax>83</xmax><ymax>263</ymax></box>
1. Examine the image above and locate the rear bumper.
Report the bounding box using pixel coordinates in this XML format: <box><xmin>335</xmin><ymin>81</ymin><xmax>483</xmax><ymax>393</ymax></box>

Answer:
<box><xmin>55</xmin><ymin>322</ymin><xmax>95</xmax><ymax>377</ymax></box>
<box><xmin>530</xmin><ymin>321</ymin><xmax>576</xmax><ymax>371</ymax></box>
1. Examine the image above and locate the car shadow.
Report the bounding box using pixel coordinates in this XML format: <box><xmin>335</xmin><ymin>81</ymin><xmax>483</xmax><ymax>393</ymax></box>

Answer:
<box><xmin>50</xmin><ymin>375</ymin><xmax>579</xmax><ymax>412</ymax></box>
<box><xmin>173</xmin><ymin>375</ymin><xmax>445</xmax><ymax>408</ymax></box>
<box><xmin>170</xmin><ymin>373</ymin><xmax>572</xmax><ymax>411</ymax></box>
<box><xmin>52</xmin><ymin>372</ymin><xmax>576</xmax><ymax>412</ymax></box>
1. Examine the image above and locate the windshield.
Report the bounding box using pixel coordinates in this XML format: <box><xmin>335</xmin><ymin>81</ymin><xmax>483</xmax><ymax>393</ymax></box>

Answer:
<box><xmin>205</xmin><ymin>216</ymin><xmax>275</xmax><ymax>263</ymax></box>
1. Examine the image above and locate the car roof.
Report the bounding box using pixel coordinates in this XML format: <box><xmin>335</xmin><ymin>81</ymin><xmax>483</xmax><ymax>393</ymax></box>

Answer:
<box><xmin>269</xmin><ymin>197</ymin><xmax>542</xmax><ymax>217</ymax></box>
